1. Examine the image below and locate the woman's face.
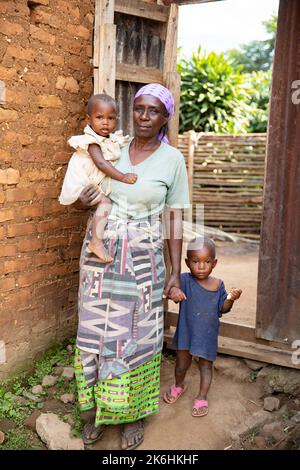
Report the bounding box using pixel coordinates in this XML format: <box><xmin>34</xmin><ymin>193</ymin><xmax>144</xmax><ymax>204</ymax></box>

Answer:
<box><xmin>133</xmin><ymin>95</ymin><xmax>168</xmax><ymax>140</ymax></box>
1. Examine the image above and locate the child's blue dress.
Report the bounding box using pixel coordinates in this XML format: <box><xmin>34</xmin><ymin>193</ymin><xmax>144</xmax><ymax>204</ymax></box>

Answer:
<box><xmin>172</xmin><ymin>273</ymin><xmax>228</xmax><ymax>361</ymax></box>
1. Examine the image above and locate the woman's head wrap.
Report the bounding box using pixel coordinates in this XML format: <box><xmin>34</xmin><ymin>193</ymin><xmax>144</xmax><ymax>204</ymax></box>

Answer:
<box><xmin>134</xmin><ymin>83</ymin><xmax>175</xmax><ymax>143</ymax></box>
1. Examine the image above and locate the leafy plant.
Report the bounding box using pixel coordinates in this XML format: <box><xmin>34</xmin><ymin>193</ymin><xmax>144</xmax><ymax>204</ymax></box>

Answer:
<box><xmin>178</xmin><ymin>48</ymin><xmax>252</xmax><ymax>133</ymax></box>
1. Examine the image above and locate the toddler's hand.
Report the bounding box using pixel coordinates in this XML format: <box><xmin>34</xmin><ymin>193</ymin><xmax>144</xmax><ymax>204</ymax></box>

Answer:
<box><xmin>227</xmin><ymin>288</ymin><xmax>242</xmax><ymax>301</ymax></box>
<box><xmin>168</xmin><ymin>286</ymin><xmax>187</xmax><ymax>303</ymax></box>
<box><xmin>122</xmin><ymin>173</ymin><xmax>138</xmax><ymax>184</ymax></box>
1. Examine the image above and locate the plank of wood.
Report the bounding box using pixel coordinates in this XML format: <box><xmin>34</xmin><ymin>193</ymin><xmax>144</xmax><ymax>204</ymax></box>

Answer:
<box><xmin>94</xmin><ymin>0</ymin><xmax>115</xmax><ymax>68</ymax></box>
<box><xmin>164</xmin><ymin>71</ymin><xmax>181</xmax><ymax>146</ymax></box>
<box><xmin>96</xmin><ymin>23</ymin><xmax>116</xmax><ymax>97</ymax></box>
<box><xmin>187</xmin><ymin>130</ymin><xmax>196</xmax><ymax>222</ymax></box>
<box><xmin>115</xmin><ymin>0</ymin><xmax>169</xmax><ymax>22</ymax></box>
<box><xmin>164</xmin><ymin>329</ymin><xmax>300</xmax><ymax>369</ymax></box>
<box><xmin>116</xmin><ymin>63</ymin><xmax>163</xmax><ymax>84</ymax></box>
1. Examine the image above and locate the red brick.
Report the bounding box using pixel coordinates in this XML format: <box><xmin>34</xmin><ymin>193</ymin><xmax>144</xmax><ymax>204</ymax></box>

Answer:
<box><xmin>62</xmin><ymin>216</ymin><xmax>83</xmax><ymax>229</ymax></box>
<box><xmin>29</xmin><ymin>24</ymin><xmax>55</xmax><ymax>45</ymax></box>
<box><xmin>7</xmin><ymin>222</ymin><xmax>37</xmax><ymax>238</ymax></box>
<box><xmin>20</xmin><ymin>149</ymin><xmax>36</xmax><ymax>162</ymax></box>
<box><xmin>46</xmin><ymin>235</ymin><xmax>69</xmax><ymax>248</ymax></box>
<box><xmin>4</xmin><ymin>258</ymin><xmax>32</xmax><ymax>274</ymax></box>
<box><xmin>67</xmin><ymin>55</ymin><xmax>91</xmax><ymax>74</ymax></box>
<box><xmin>0</xmin><ymin>277</ymin><xmax>15</xmax><ymax>292</ymax></box>
<box><xmin>6</xmin><ymin>188</ymin><xmax>35</xmax><ymax>202</ymax></box>
<box><xmin>39</xmin><ymin>52</ymin><xmax>64</xmax><ymax>66</ymax></box>
<box><xmin>0</xmin><ymin>227</ymin><xmax>6</xmax><ymax>240</ymax></box>
<box><xmin>37</xmin><ymin>218</ymin><xmax>61</xmax><ymax>233</ymax></box>
<box><xmin>56</xmin><ymin>76</ymin><xmax>79</xmax><ymax>94</ymax></box>
<box><xmin>28</xmin><ymin>0</ymin><xmax>49</xmax><ymax>5</ymax></box>
<box><xmin>34</xmin><ymin>252</ymin><xmax>57</xmax><ymax>266</ymax></box>
<box><xmin>86</xmin><ymin>44</ymin><xmax>93</xmax><ymax>58</ymax></box>
<box><xmin>0</xmin><ymin>2</ymin><xmax>30</xmax><ymax>16</ymax></box>
<box><xmin>0</xmin><ymin>66</ymin><xmax>17</xmax><ymax>80</ymax></box>
<box><xmin>0</xmin><ymin>192</ymin><xmax>4</xmax><ymax>204</ymax></box>
<box><xmin>0</xmin><ymin>244</ymin><xmax>17</xmax><ymax>257</ymax></box>
<box><xmin>44</xmin><ymin>200</ymin><xmax>65</xmax><ymax>215</ymax></box>
<box><xmin>36</xmin><ymin>185</ymin><xmax>59</xmax><ymax>199</ymax></box>
<box><xmin>46</xmin><ymin>263</ymin><xmax>69</xmax><ymax>278</ymax></box>
<box><xmin>2</xmin><ymin>288</ymin><xmax>33</xmax><ymax>310</ymax></box>
<box><xmin>0</xmin><ymin>19</ymin><xmax>24</xmax><ymax>36</ymax></box>
<box><xmin>54</xmin><ymin>151</ymin><xmax>71</xmax><ymax>163</ymax></box>
<box><xmin>0</xmin><ymin>168</ymin><xmax>20</xmax><ymax>185</ymax></box>
<box><xmin>37</xmin><ymin>95</ymin><xmax>62</xmax><ymax>108</ymax></box>
<box><xmin>18</xmin><ymin>238</ymin><xmax>44</xmax><ymax>252</ymax></box>
<box><xmin>59</xmin><ymin>1</ymin><xmax>80</xmax><ymax>19</ymax></box>
<box><xmin>26</xmin><ymin>169</ymin><xmax>54</xmax><ymax>181</ymax></box>
<box><xmin>66</xmin><ymin>24</ymin><xmax>90</xmax><ymax>41</ymax></box>
<box><xmin>17</xmin><ymin>270</ymin><xmax>45</xmax><ymax>287</ymax></box>
<box><xmin>59</xmin><ymin>38</ymin><xmax>82</xmax><ymax>56</ymax></box>
<box><xmin>23</xmin><ymin>71</ymin><xmax>48</xmax><ymax>87</ymax></box>
<box><xmin>31</xmin><ymin>9</ymin><xmax>60</xmax><ymax>29</ymax></box>
<box><xmin>6</xmin><ymin>45</ymin><xmax>35</xmax><ymax>62</ymax></box>
<box><xmin>19</xmin><ymin>205</ymin><xmax>43</xmax><ymax>218</ymax></box>
<box><xmin>6</xmin><ymin>89</ymin><xmax>29</xmax><ymax>106</ymax></box>
<box><xmin>0</xmin><ymin>208</ymin><xmax>14</xmax><ymax>222</ymax></box>
<box><xmin>0</xmin><ymin>108</ymin><xmax>18</xmax><ymax>123</ymax></box>
<box><xmin>0</xmin><ymin>149</ymin><xmax>11</xmax><ymax>162</ymax></box>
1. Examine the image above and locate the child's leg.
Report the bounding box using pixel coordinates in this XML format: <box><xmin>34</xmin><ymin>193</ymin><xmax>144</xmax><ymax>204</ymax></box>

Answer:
<box><xmin>175</xmin><ymin>350</ymin><xmax>193</xmax><ymax>387</ymax></box>
<box><xmin>192</xmin><ymin>357</ymin><xmax>213</xmax><ymax>416</ymax></box>
<box><xmin>89</xmin><ymin>194</ymin><xmax>113</xmax><ymax>262</ymax></box>
<box><xmin>164</xmin><ymin>350</ymin><xmax>192</xmax><ymax>403</ymax></box>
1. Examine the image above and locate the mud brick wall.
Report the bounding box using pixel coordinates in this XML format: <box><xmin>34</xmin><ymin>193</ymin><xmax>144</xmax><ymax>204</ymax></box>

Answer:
<box><xmin>0</xmin><ymin>0</ymin><xmax>94</xmax><ymax>378</ymax></box>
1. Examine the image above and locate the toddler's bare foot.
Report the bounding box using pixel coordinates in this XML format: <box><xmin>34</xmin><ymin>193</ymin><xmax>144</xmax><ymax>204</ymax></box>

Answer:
<box><xmin>88</xmin><ymin>240</ymin><xmax>113</xmax><ymax>263</ymax></box>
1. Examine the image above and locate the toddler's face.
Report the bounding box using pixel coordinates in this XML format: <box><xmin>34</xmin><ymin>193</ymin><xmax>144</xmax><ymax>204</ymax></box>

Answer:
<box><xmin>186</xmin><ymin>246</ymin><xmax>217</xmax><ymax>280</ymax></box>
<box><xmin>87</xmin><ymin>100</ymin><xmax>117</xmax><ymax>137</ymax></box>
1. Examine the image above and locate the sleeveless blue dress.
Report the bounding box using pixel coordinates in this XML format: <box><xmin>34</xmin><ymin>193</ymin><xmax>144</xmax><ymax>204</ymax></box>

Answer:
<box><xmin>173</xmin><ymin>273</ymin><xmax>228</xmax><ymax>361</ymax></box>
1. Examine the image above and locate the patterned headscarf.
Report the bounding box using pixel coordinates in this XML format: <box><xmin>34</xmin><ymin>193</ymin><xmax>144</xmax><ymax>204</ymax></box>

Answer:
<box><xmin>134</xmin><ymin>83</ymin><xmax>175</xmax><ymax>143</ymax></box>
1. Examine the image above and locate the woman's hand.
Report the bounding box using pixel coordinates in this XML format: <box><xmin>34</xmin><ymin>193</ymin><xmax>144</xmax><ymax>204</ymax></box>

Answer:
<box><xmin>77</xmin><ymin>184</ymin><xmax>102</xmax><ymax>209</ymax></box>
<box><xmin>164</xmin><ymin>273</ymin><xmax>186</xmax><ymax>300</ymax></box>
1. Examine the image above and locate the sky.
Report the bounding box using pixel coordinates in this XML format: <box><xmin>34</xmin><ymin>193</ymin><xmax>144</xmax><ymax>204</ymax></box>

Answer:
<box><xmin>177</xmin><ymin>0</ymin><xmax>279</xmax><ymax>58</ymax></box>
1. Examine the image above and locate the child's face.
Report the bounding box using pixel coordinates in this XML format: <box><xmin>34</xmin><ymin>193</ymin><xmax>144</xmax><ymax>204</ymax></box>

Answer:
<box><xmin>87</xmin><ymin>100</ymin><xmax>117</xmax><ymax>137</ymax></box>
<box><xmin>185</xmin><ymin>246</ymin><xmax>217</xmax><ymax>280</ymax></box>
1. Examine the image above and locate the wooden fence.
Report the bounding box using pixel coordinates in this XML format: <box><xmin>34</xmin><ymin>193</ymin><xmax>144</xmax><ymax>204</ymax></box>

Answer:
<box><xmin>178</xmin><ymin>132</ymin><xmax>267</xmax><ymax>239</ymax></box>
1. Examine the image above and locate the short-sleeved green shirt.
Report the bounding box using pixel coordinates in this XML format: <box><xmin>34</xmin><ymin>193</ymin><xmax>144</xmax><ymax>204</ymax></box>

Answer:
<box><xmin>107</xmin><ymin>142</ymin><xmax>190</xmax><ymax>219</ymax></box>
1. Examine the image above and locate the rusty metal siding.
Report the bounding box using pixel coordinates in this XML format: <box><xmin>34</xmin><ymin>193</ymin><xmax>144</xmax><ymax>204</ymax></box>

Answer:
<box><xmin>256</xmin><ymin>0</ymin><xmax>300</xmax><ymax>343</ymax></box>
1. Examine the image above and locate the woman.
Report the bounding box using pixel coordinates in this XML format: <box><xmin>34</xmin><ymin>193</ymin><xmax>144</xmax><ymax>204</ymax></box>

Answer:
<box><xmin>74</xmin><ymin>84</ymin><xmax>189</xmax><ymax>450</ymax></box>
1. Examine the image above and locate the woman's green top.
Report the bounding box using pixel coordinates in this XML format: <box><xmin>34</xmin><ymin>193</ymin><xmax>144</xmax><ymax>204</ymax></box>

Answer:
<box><xmin>106</xmin><ymin>141</ymin><xmax>190</xmax><ymax>220</ymax></box>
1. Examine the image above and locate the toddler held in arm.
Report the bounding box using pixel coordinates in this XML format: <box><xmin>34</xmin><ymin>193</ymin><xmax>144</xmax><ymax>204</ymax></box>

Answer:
<box><xmin>59</xmin><ymin>94</ymin><xmax>137</xmax><ymax>262</ymax></box>
<box><xmin>164</xmin><ymin>236</ymin><xmax>242</xmax><ymax>417</ymax></box>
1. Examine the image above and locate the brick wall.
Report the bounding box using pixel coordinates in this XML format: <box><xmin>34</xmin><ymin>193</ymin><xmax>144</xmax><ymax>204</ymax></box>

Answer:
<box><xmin>0</xmin><ymin>0</ymin><xmax>94</xmax><ymax>378</ymax></box>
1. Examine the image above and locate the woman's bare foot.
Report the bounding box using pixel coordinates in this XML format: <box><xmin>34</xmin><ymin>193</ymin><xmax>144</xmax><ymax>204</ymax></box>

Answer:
<box><xmin>121</xmin><ymin>420</ymin><xmax>144</xmax><ymax>450</ymax></box>
<box><xmin>88</xmin><ymin>240</ymin><xmax>113</xmax><ymax>263</ymax></box>
<box><xmin>82</xmin><ymin>422</ymin><xmax>105</xmax><ymax>445</ymax></box>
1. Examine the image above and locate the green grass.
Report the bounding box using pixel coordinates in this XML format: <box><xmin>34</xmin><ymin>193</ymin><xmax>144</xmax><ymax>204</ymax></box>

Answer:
<box><xmin>0</xmin><ymin>338</ymin><xmax>77</xmax><ymax>450</ymax></box>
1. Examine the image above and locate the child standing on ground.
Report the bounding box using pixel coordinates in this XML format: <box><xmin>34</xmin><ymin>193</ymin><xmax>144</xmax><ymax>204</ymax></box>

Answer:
<box><xmin>59</xmin><ymin>93</ymin><xmax>137</xmax><ymax>262</ymax></box>
<box><xmin>164</xmin><ymin>236</ymin><xmax>242</xmax><ymax>417</ymax></box>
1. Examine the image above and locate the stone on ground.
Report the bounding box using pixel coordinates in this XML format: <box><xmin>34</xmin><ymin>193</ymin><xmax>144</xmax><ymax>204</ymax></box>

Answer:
<box><xmin>22</xmin><ymin>390</ymin><xmax>43</xmax><ymax>402</ymax></box>
<box><xmin>36</xmin><ymin>413</ymin><xmax>84</xmax><ymax>450</ymax></box>
<box><xmin>0</xmin><ymin>419</ymin><xmax>16</xmax><ymax>432</ymax></box>
<box><xmin>244</xmin><ymin>359</ymin><xmax>266</xmax><ymax>371</ymax></box>
<box><xmin>42</xmin><ymin>375</ymin><xmax>58</xmax><ymax>387</ymax></box>
<box><xmin>61</xmin><ymin>367</ymin><xmax>74</xmax><ymax>380</ymax></box>
<box><xmin>263</xmin><ymin>396</ymin><xmax>280</xmax><ymax>412</ymax></box>
<box><xmin>230</xmin><ymin>410</ymin><xmax>270</xmax><ymax>440</ymax></box>
<box><xmin>60</xmin><ymin>393</ymin><xmax>75</xmax><ymax>404</ymax></box>
<box><xmin>257</xmin><ymin>366</ymin><xmax>300</xmax><ymax>396</ymax></box>
<box><xmin>262</xmin><ymin>421</ymin><xmax>285</xmax><ymax>442</ymax></box>
<box><xmin>25</xmin><ymin>410</ymin><xmax>42</xmax><ymax>431</ymax></box>
<box><xmin>32</xmin><ymin>385</ymin><xmax>43</xmax><ymax>395</ymax></box>
<box><xmin>291</xmin><ymin>411</ymin><xmax>300</xmax><ymax>423</ymax></box>
<box><xmin>214</xmin><ymin>356</ymin><xmax>251</xmax><ymax>382</ymax></box>
<box><xmin>53</xmin><ymin>366</ymin><xmax>64</xmax><ymax>376</ymax></box>
<box><xmin>253</xmin><ymin>436</ymin><xmax>267</xmax><ymax>449</ymax></box>
<box><xmin>0</xmin><ymin>430</ymin><xmax>4</xmax><ymax>445</ymax></box>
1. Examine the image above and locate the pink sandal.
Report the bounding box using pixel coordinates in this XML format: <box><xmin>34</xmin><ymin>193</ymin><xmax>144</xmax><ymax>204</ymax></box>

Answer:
<box><xmin>163</xmin><ymin>383</ymin><xmax>187</xmax><ymax>404</ymax></box>
<box><xmin>192</xmin><ymin>399</ymin><xmax>208</xmax><ymax>417</ymax></box>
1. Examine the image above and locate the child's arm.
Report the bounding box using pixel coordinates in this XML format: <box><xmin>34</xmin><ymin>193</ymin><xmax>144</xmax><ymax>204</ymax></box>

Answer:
<box><xmin>89</xmin><ymin>144</ymin><xmax>137</xmax><ymax>184</ymax></box>
<box><xmin>221</xmin><ymin>288</ymin><xmax>242</xmax><ymax>313</ymax></box>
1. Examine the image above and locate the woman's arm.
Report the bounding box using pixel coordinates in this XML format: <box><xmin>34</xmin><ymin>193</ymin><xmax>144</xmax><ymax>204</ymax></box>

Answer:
<box><xmin>163</xmin><ymin>207</ymin><xmax>186</xmax><ymax>298</ymax></box>
<box><xmin>89</xmin><ymin>144</ymin><xmax>137</xmax><ymax>184</ymax></box>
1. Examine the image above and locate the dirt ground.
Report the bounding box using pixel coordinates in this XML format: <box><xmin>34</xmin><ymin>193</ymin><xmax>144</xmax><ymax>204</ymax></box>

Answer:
<box><xmin>169</xmin><ymin>240</ymin><xmax>259</xmax><ymax>327</ymax></box>
<box><xmin>92</xmin><ymin>355</ymin><xmax>263</xmax><ymax>450</ymax></box>
<box><xmin>91</xmin><ymin>241</ymin><xmax>261</xmax><ymax>451</ymax></box>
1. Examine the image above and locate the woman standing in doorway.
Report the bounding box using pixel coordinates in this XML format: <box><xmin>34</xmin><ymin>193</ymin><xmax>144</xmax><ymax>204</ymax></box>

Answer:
<box><xmin>74</xmin><ymin>84</ymin><xmax>189</xmax><ymax>450</ymax></box>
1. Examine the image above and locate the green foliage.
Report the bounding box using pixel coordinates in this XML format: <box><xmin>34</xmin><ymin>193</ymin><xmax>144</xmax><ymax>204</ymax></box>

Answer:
<box><xmin>243</xmin><ymin>70</ymin><xmax>272</xmax><ymax>133</ymax></box>
<box><xmin>227</xmin><ymin>14</ymin><xmax>277</xmax><ymax>72</ymax></box>
<box><xmin>27</xmin><ymin>345</ymin><xmax>72</xmax><ymax>387</ymax></box>
<box><xmin>0</xmin><ymin>428</ymin><xmax>43</xmax><ymax>450</ymax></box>
<box><xmin>178</xmin><ymin>48</ymin><xmax>252</xmax><ymax>133</ymax></box>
